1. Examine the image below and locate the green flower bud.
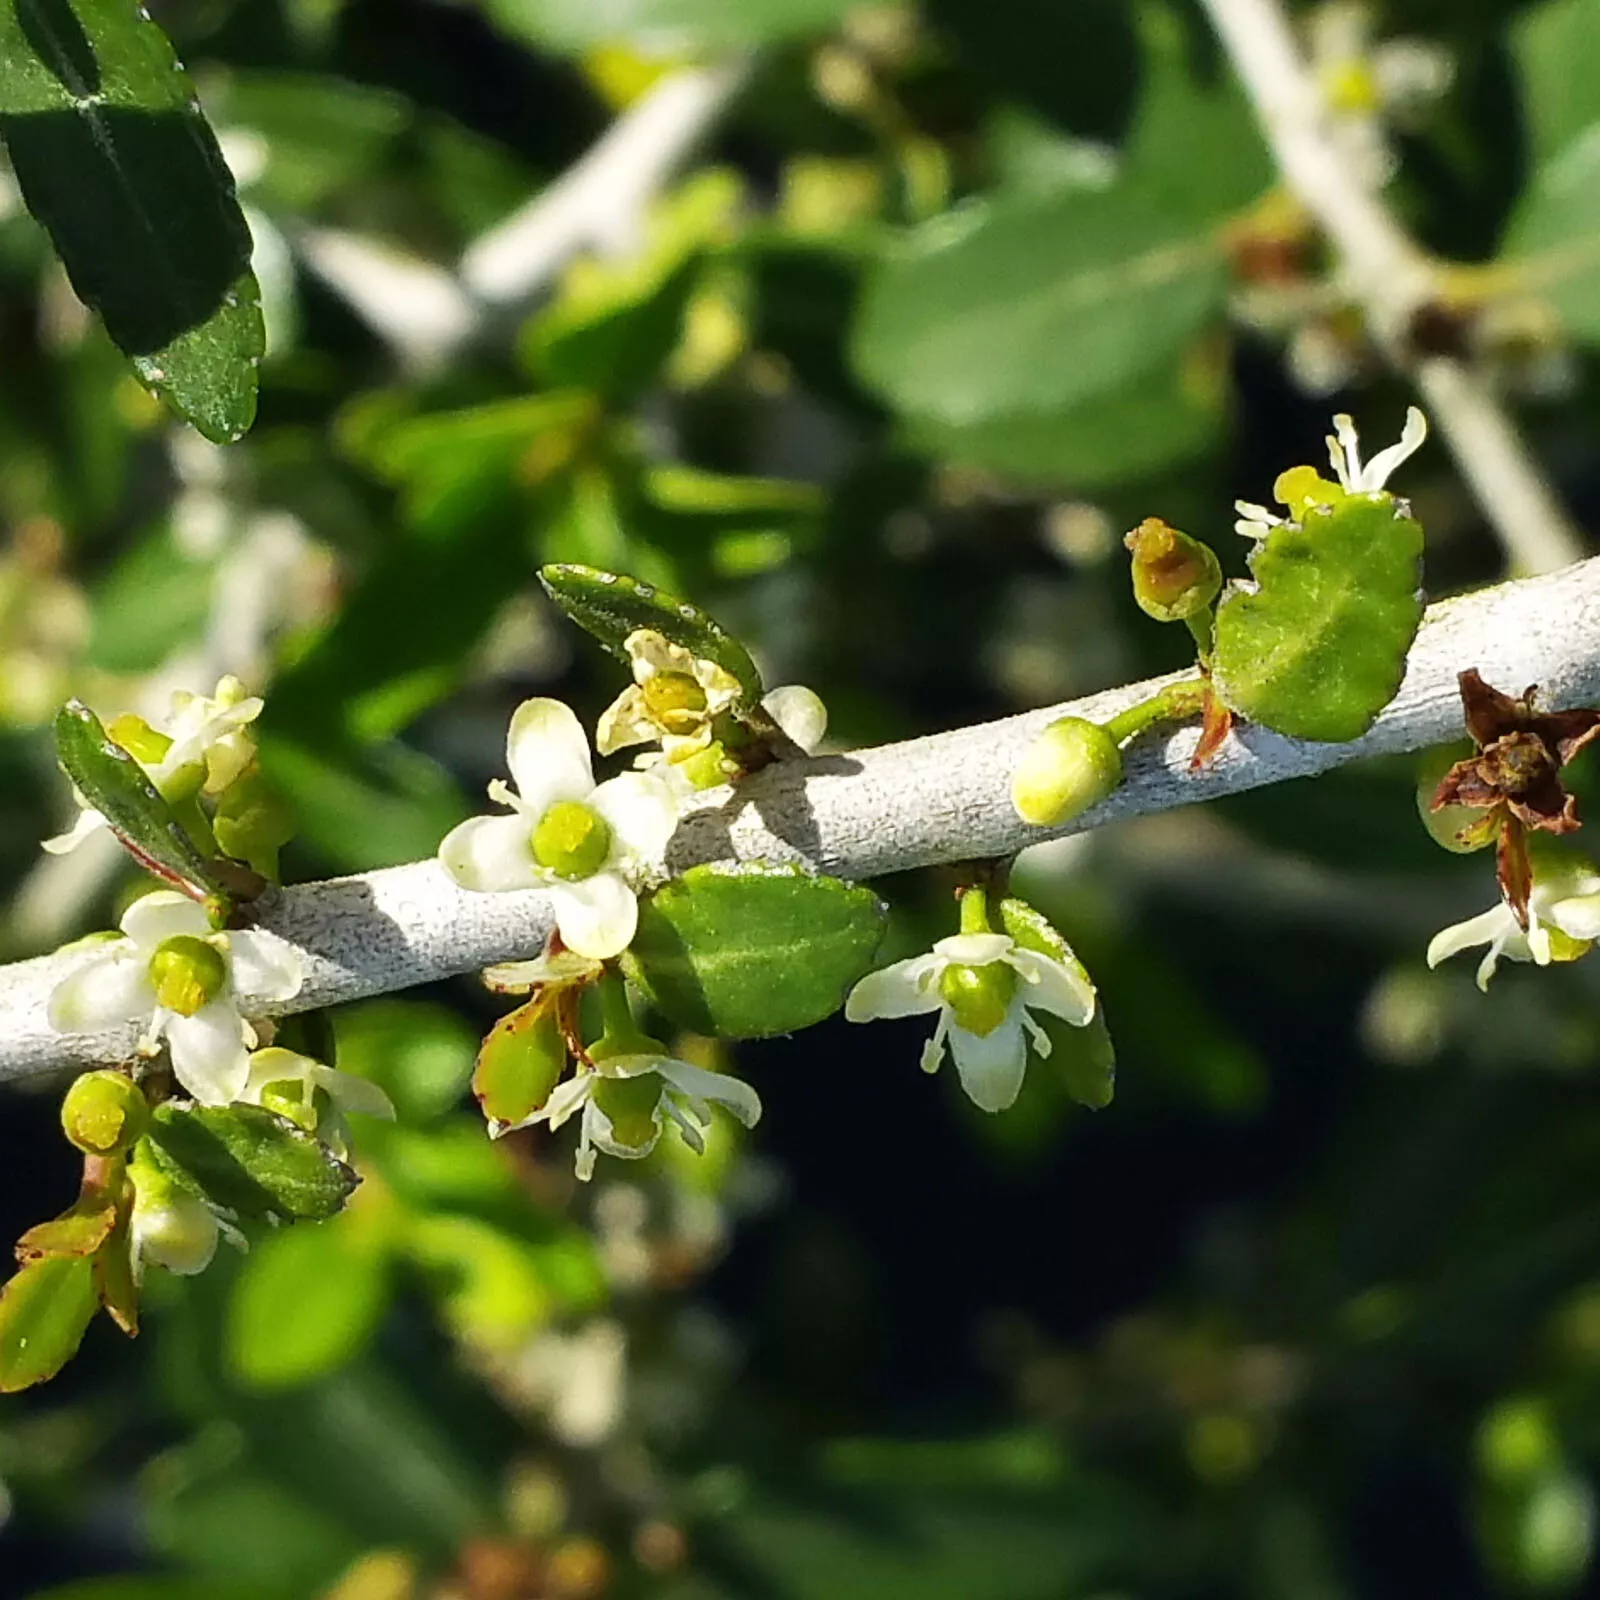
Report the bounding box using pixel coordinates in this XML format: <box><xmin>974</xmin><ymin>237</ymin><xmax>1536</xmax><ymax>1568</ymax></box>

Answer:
<box><xmin>1124</xmin><ymin>517</ymin><xmax>1222</xmax><ymax>622</ymax></box>
<box><xmin>592</xmin><ymin>1073</ymin><xmax>664</xmax><ymax>1152</ymax></box>
<box><xmin>475</xmin><ymin>1002</ymin><xmax>568</xmax><ymax>1132</ymax></box>
<box><xmin>531</xmin><ymin>801</ymin><xmax>612</xmax><ymax>881</ymax></box>
<box><xmin>642</xmin><ymin>670</ymin><xmax>710</xmax><ymax>735</ymax></box>
<box><xmin>1011</xmin><ymin>717</ymin><xmax>1123</xmax><ymax>828</ymax></box>
<box><xmin>939</xmin><ymin>960</ymin><xmax>1017</xmax><ymax>1037</ymax></box>
<box><xmin>129</xmin><ymin>1145</ymin><xmax>218</xmax><ymax>1277</ymax></box>
<box><xmin>60</xmin><ymin>1070</ymin><xmax>148</xmax><ymax>1157</ymax></box>
<box><xmin>212</xmin><ymin>767</ymin><xmax>295</xmax><ymax>879</ymax></box>
<box><xmin>674</xmin><ymin>739</ymin><xmax>738</xmax><ymax>790</ymax></box>
<box><xmin>147</xmin><ymin>935</ymin><xmax>228</xmax><ymax>1017</ymax></box>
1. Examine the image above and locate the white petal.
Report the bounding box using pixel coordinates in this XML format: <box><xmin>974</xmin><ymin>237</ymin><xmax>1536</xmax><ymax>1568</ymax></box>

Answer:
<box><xmin>121</xmin><ymin>890</ymin><xmax>212</xmax><ymax>951</ymax></box>
<box><xmin>549</xmin><ymin>873</ymin><xmax>638</xmax><ymax>959</ymax></box>
<box><xmin>1359</xmin><ymin>405</ymin><xmax>1427</xmax><ymax>491</ymax></box>
<box><xmin>931</xmin><ymin>932</ymin><xmax>1015</xmax><ymax>965</ymax></box>
<box><xmin>595</xmin><ymin>686</ymin><xmax>657</xmax><ymax>755</ymax></box>
<box><xmin>947</xmin><ymin>1014</ymin><xmax>1029</xmax><ymax>1112</ymax></box>
<box><xmin>310</xmin><ymin>1064</ymin><xmax>396</xmax><ymax>1120</ymax></box>
<box><xmin>483</xmin><ymin>949</ymin><xmax>604</xmax><ymax>992</ymax></box>
<box><xmin>1528</xmin><ymin>922</ymin><xmax>1554</xmax><ymax>966</ymax></box>
<box><xmin>48</xmin><ymin>949</ymin><xmax>152</xmax><ymax>1032</ymax></box>
<box><xmin>166</xmin><ymin>1001</ymin><xmax>250</xmax><ymax>1105</ymax></box>
<box><xmin>534</xmin><ymin>1073</ymin><xmax>596</xmax><ymax>1132</ymax></box>
<box><xmin>589</xmin><ymin>769</ymin><xmax>681</xmax><ymax>865</ymax></box>
<box><xmin>652</xmin><ymin>1058</ymin><xmax>763</xmax><ymax>1128</ymax></box>
<box><xmin>41</xmin><ymin>807</ymin><xmax>108</xmax><ymax>855</ymax></box>
<box><xmin>1550</xmin><ymin>893</ymin><xmax>1600</xmax><ymax>942</ymax></box>
<box><xmin>762</xmin><ymin>685</ymin><xmax>828</xmax><ymax>754</ymax></box>
<box><xmin>844</xmin><ymin>955</ymin><xmax>945</xmax><ymax>1022</ymax></box>
<box><xmin>226</xmin><ymin>929</ymin><xmax>304</xmax><ymax>1003</ymax></box>
<box><xmin>439</xmin><ymin>812</ymin><xmax>541</xmax><ymax>893</ymax></box>
<box><xmin>1425</xmin><ymin>904</ymin><xmax>1513</xmax><ymax>968</ymax></box>
<box><xmin>505</xmin><ymin>698</ymin><xmax>594</xmax><ymax>816</ymax></box>
<box><xmin>1009</xmin><ymin>948</ymin><xmax>1097</xmax><ymax>1027</ymax></box>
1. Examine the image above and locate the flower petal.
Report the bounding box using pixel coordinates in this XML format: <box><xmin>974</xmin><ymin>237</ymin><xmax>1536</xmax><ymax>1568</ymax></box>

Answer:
<box><xmin>48</xmin><ymin>949</ymin><xmax>152</xmax><ymax>1032</ymax></box>
<box><xmin>166</xmin><ymin>1001</ymin><xmax>250</xmax><ymax>1105</ymax></box>
<box><xmin>41</xmin><ymin>807</ymin><xmax>108</xmax><ymax>855</ymax></box>
<box><xmin>844</xmin><ymin>955</ymin><xmax>945</xmax><ymax>1022</ymax></box>
<box><xmin>947</xmin><ymin>1014</ymin><xmax>1029</xmax><ymax>1112</ymax></box>
<box><xmin>550</xmin><ymin>872</ymin><xmax>638</xmax><ymax>959</ymax></box>
<box><xmin>121</xmin><ymin>890</ymin><xmax>212</xmax><ymax>951</ymax></box>
<box><xmin>226</xmin><ymin>929</ymin><xmax>304</xmax><ymax>1004</ymax></box>
<box><xmin>1550</xmin><ymin>892</ymin><xmax>1600</xmax><ymax>942</ymax></box>
<box><xmin>506</xmin><ymin>698</ymin><xmax>594</xmax><ymax>816</ymax></box>
<box><xmin>590</xmin><ymin>769</ymin><xmax>680</xmax><ymax>866</ymax></box>
<box><xmin>310</xmin><ymin>1064</ymin><xmax>396</xmax><ymax>1120</ymax></box>
<box><xmin>484</xmin><ymin>949</ymin><xmax>604</xmax><ymax>992</ymax></box>
<box><xmin>1425</xmin><ymin>904</ymin><xmax>1513</xmax><ymax>969</ymax></box>
<box><xmin>763</xmin><ymin>684</ymin><xmax>828</xmax><ymax>754</ymax></box>
<box><xmin>1009</xmin><ymin>948</ymin><xmax>1097</xmax><ymax>1026</ymax></box>
<box><xmin>531</xmin><ymin>1072</ymin><xmax>595</xmax><ymax>1132</ymax></box>
<box><xmin>439</xmin><ymin>812</ymin><xmax>541</xmax><ymax>893</ymax></box>
<box><xmin>931</xmin><ymin>932</ymin><xmax>1015</xmax><ymax>965</ymax></box>
<box><xmin>595</xmin><ymin>686</ymin><xmax>657</xmax><ymax>755</ymax></box>
<box><xmin>1359</xmin><ymin>405</ymin><xmax>1427</xmax><ymax>491</ymax></box>
<box><xmin>652</xmin><ymin>1058</ymin><xmax>763</xmax><ymax>1128</ymax></box>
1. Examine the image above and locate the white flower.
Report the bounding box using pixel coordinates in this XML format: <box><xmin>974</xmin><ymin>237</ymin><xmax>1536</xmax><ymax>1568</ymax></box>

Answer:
<box><xmin>43</xmin><ymin>676</ymin><xmax>264</xmax><ymax>855</ymax></box>
<box><xmin>845</xmin><ymin>931</ymin><xmax>1097</xmax><ymax>1113</ymax></box>
<box><xmin>46</xmin><ymin>890</ymin><xmax>304</xmax><ymax>1105</ymax></box>
<box><xmin>597</xmin><ymin>630</ymin><xmax>743</xmax><ymax>760</ymax></box>
<box><xmin>438</xmin><ymin>698</ymin><xmax>682</xmax><ymax>959</ymax></box>
<box><xmin>1427</xmin><ymin>867</ymin><xmax>1600</xmax><ymax>991</ymax></box>
<box><xmin>240</xmin><ymin>1045</ymin><xmax>396</xmax><ymax>1122</ymax></box>
<box><xmin>1325</xmin><ymin>404</ymin><xmax>1427</xmax><ymax>494</ymax></box>
<box><xmin>524</xmin><ymin>1054</ymin><xmax>762</xmax><ymax>1181</ymax></box>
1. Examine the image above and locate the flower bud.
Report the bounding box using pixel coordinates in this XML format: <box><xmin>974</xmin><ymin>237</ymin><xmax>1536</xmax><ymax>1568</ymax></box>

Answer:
<box><xmin>1124</xmin><ymin>518</ymin><xmax>1222</xmax><ymax>622</ymax></box>
<box><xmin>129</xmin><ymin>1152</ymin><xmax>218</xmax><ymax>1277</ymax></box>
<box><xmin>60</xmin><ymin>1070</ymin><xmax>148</xmax><ymax>1157</ymax></box>
<box><xmin>938</xmin><ymin>961</ymin><xmax>1017</xmax><ymax>1038</ymax></box>
<box><xmin>147</xmin><ymin>934</ymin><xmax>228</xmax><ymax>1017</ymax></box>
<box><xmin>475</xmin><ymin>1003</ymin><xmax>568</xmax><ymax>1133</ymax></box>
<box><xmin>532</xmin><ymin>801</ymin><xmax>613</xmax><ymax>880</ymax></box>
<box><xmin>1011</xmin><ymin>717</ymin><xmax>1123</xmax><ymax>827</ymax></box>
<box><xmin>592</xmin><ymin>1073</ymin><xmax>664</xmax><ymax>1153</ymax></box>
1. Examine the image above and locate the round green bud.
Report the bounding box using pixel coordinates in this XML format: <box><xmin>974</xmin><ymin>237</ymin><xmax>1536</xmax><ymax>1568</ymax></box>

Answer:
<box><xmin>531</xmin><ymin>800</ymin><xmax>613</xmax><ymax>881</ymax></box>
<box><xmin>939</xmin><ymin>960</ymin><xmax>1017</xmax><ymax>1038</ymax></box>
<box><xmin>1124</xmin><ymin>518</ymin><xmax>1222</xmax><ymax>622</ymax></box>
<box><xmin>148</xmin><ymin>934</ymin><xmax>228</xmax><ymax>1017</ymax></box>
<box><xmin>642</xmin><ymin>670</ymin><xmax>709</xmax><ymax>735</ymax></box>
<box><xmin>592</xmin><ymin>1073</ymin><xmax>664</xmax><ymax>1153</ymax></box>
<box><xmin>475</xmin><ymin>1003</ymin><xmax>568</xmax><ymax>1131</ymax></box>
<box><xmin>60</xmin><ymin>1070</ymin><xmax>148</xmax><ymax>1157</ymax></box>
<box><xmin>1414</xmin><ymin>743</ymin><xmax>1493</xmax><ymax>854</ymax></box>
<box><xmin>1011</xmin><ymin>716</ymin><xmax>1124</xmax><ymax>828</ymax></box>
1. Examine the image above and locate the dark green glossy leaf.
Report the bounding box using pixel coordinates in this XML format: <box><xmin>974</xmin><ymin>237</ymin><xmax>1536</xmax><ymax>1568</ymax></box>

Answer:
<box><xmin>54</xmin><ymin>700</ymin><xmax>262</xmax><ymax>905</ymax></box>
<box><xmin>625</xmin><ymin>863</ymin><xmax>887</xmax><ymax>1039</ymax></box>
<box><xmin>0</xmin><ymin>0</ymin><xmax>264</xmax><ymax>440</ymax></box>
<box><xmin>539</xmin><ymin>563</ymin><xmax>764</xmax><ymax>705</ymax></box>
<box><xmin>1214</xmin><ymin>495</ymin><xmax>1424</xmax><ymax>742</ymax></box>
<box><xmin>0</xmin><ymin>1254</ymin><xmax>97</xmax><ymax>1392</ymax></box>
<box><xmin>146</xmin><ymin>1103</ymin><xmax>358</xmax><ymax>1222</ymax></box>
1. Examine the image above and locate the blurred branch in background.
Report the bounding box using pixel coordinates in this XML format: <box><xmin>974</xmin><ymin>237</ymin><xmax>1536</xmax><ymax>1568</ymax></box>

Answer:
<box><xmin>5</xmin><ymin>554</ymin><xmax>1599</xmax><ymax>1082</ymax></box>
<box><xmin>1200</xmin><ymin>0</ymin><xmax>1586</xmax><ymax>575</ymax></box>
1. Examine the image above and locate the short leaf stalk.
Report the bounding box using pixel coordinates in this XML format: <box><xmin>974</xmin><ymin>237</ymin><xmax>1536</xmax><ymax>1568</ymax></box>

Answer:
<box><xmin>1103</xmin><ymin>677</ymin><xmax>1210</xmax><ymax>748</ymax></box>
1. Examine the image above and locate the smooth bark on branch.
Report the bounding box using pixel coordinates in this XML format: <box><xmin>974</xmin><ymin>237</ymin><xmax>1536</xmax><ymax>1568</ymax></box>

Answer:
<box><xmin>4</xmin><ymin>557</ymin><xmax>1600</xmax><ymax>1082</ymax></box>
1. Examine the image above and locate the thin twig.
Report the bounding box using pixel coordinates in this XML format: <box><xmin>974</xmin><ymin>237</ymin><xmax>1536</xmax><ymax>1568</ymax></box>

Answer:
<box><xmin>5</xmin><ymin>557</ymin><xmax>1600</xmax><ymax>1081</ymax></box>
<box><xmin>1199</xmin><ymin>0</ymin><xmax>1585</xmax><ymax>575</ymax></box>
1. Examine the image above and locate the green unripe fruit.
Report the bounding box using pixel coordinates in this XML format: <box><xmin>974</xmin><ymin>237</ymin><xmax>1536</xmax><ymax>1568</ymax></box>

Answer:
<box><xmin>531</xmin><ymin>800</ymin><xmax>612</xmax><ymax>880</ymax></box>
<box><xmin>592</xmin><ymin>1073</ymin><xmax>664</xmax><ymax>1152</ymax></box>
<box><xmin>474</xmin><ymin>1003</ymin><xmax>568</xmax><ymax>1131</ymax></box>
<box><xmin>1124</xmin><ymin>517</ymin><xmax>1222</xmax><ymax>623</ymax></box>
<box><xmin>938</xmin><ymin>961</ymin><xmax>1018</xmax><ymax>1037</ymax></box>
<box><xmin>147</xmin><ymin>935</ymin><xmax>227</xmax><ymax>1017</ymax></box>
<box><xmin>1415</xmin><ymin>743</ymin><xmax>1493</xmax><ymax>854</ymax></box>
<box><xmin>60</xmin><ymin>1070</ymin><xmax>148</xmax><ymax>1156</ymax></box>
<box><xmin>1012</xmin><ymin>716</ymin><xmax>1124</xmax><ymax>828</ymax></box>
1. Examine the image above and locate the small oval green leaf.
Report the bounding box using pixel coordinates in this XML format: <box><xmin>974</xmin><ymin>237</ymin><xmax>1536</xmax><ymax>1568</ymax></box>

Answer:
<box><xmin>54</xmin><ymin>700</ymin><xmax>264</xmax><ymax>906</ymax></box>
<box><xmin>0</xmin><ymin>0</ymin><xmax>265</xmax><ymax>440</ymax></box>
<box><xmin>14</xmin><ymin>1191</ymin><xmax>118</xmax><ymax>1263</ymax></box>
<box><xmin>624</xmin><ymin>863</ymin><xmax>888</xmax><ymax>1039</ymax></box>
<box><xmin>1213</xmin><ymin>494</ymin><xmax>1424</xmax><ymax>743</ymax></box>
<box><xmin>146</xmin><ymin>1103</ymin><xmax>359</xmax><ymax>1222</ymax></box>
<box><xmin>0</xmin><ymin>1255</ymin><xmax>98</xmax><ymax>1392</ymax></box>
<box><xmin>539</xmin><ymin>564</ymin><xmax>764</xmax><ymax>706</ymax></box>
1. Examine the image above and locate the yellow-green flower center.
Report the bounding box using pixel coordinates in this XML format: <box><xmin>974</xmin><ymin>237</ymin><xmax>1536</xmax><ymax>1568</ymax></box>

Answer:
<box><xmin>642</xmin><ymin>670</ymin><xmax>709</xmax><ymax>735</ymax></box>
<box><xmin>531</xmin><ymin>800</ymin><xmax>612</xmax><ymax>880</ymax></box>
<box><xmin>148</xmin><ymin>934</ymin><xmax>227</xmax><ymax>1017</ymax></box>
<box><xmin>939</xmin><ymin>960</ymin><xmax>1017</xmax><ymax>1037</ymax></box>
<box><xmin>592</xmin><ymin>1073</ymin><xmax>663</xmax><ymax>1151</ymax></box>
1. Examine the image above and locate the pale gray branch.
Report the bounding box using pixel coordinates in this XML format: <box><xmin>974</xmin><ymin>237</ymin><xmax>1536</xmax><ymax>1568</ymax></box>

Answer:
<box><xmin>5</xmin><ymin>557</ymin><xmax>1600</xmax><ymax>1082</ymax></box>
<box><xmin>1199</xmin><ymin>0</ymin><xmax>1586</xmax><ymax>576</ymax></box>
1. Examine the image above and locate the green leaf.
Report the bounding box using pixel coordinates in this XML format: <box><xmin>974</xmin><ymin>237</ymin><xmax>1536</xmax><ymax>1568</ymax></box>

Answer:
<box><xmin>850</xmin><ymin>183</ymin><xmax>1227</xmax><ymax>425</ymax></box>
<box><xmin>226</xmin><ymin>1220</ymin><xmax>392</xmax><ymax>1390</ymax></box>
<box><xmin>1513</xmin><ymin>0</ymin><xmax>1600</xmax><ymax>170</ymax></box>
<box><xmin>0</xmin><ymin>0</ymin><xmax>264</xmax><ymax>440</ymax></box>
<box><xmin>53</xmin><ymin>700</ymin><xmax>262</xmax><ymax>905</ymax></box>
<box><xmin>88</xmin><ymin>522</ymin><xmax>217</xmax><ymax>674</ymax></box>
<box><xmin>1499</xmin><ymin>126</ymin><xmax>1600</xmax><ymax>344</ymax></box>
<box><xmin>146</xmin><ymin>1103</ymin><xmax>359</xmax><ymax>1222</ymax></box>
<box><xmin>1213</xmin><ymin>494</ymin><xmax>1424</xmax><ymax>743</ymax></box>
<box><xmin>624</xmin><ymin>863</ymin><xmax>887</xmax><ymax>1039</ymax></box>
<box><xmin>14</xmin><ymin>1190</ymin><xmax>119</xmax><ymax>1262</ymax></box>
<box><xmin>539</xmin><ymin>563</ymin><xmax>765</xmax><ymax>705</ymax></box>
<box><xmin>482</xmin><ymin>0</ymin><xmax>853</xmax><ymax>52</ymax></box>
<box><xmin>0</xmin><ymin>1255</ymin><xmax>98</xmax><ymax>1392</ymax></box>
<box><xmin>333</xmin><ymin>1000</ymin><xmax>477</xmax><ymax>1124</ymax></box>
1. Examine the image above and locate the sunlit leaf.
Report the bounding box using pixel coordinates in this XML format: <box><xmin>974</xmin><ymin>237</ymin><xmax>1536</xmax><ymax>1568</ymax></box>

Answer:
<box><xmin>0</xmin><ymin>1255</ymin><xmax>98</xmax><ymax>1392</ymax></box>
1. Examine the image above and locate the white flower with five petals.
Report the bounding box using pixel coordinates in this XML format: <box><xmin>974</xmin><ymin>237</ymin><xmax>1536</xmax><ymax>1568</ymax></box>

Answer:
<box><xmin>845</xmin><ymin>931</ymin><xmax>1097</xmax><ymax>1113</ymax></box>
<box><xmin>438</xmin><ymin>698</ymin><xmax>682</xmax><ymax>960</ymax></box>
<box><xmin>525</xmin><ymin>1054</ymin><xmax>763</xmax><ymax>1181</ymax></box>
<box><xmin>1427</xmin><ymin>862</ymin><xmax>1600</xmax><ymax>991</ymax></box>
<box><xmin>47</xmin><ymin>891</ymin><xmax>303</xmax><ymax>1105</ymax></box>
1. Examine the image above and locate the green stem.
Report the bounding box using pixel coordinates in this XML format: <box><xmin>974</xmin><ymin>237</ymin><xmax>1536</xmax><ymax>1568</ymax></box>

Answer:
<box><xmin>959</xmin><ymin>883</ymin><xmax>993</xmax><ymax>936</ymax></box>
<box><xmin>1184</xmin><ymin>606</ymin><xmax>1216</xmax><ymax>666</ymax></box>
<box><xmin>595</xmin><ymin>966</ymin><xmax>638</xmax><ymax>1040</ymax></box>
<box><xmin>1103</xmin><ymin>677</ymin><xmax>1208</xmax><ymax>746</ymax></box>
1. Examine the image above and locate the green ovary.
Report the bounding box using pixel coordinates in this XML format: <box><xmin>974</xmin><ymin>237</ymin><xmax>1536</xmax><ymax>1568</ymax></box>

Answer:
<box><xmin>531</xmin><ymin>800</ymin><xmax>612</xmax><ymax>880</ymax></box>
<box><xmin>939</xmin><ymin>961</ymin><xmax>1017</xmax><ymax>1037</ymax></box>
<box><xmin>148</xmin><ymin>935</ymin><xmax>227</xmax><ymax>1017</ymax></box>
